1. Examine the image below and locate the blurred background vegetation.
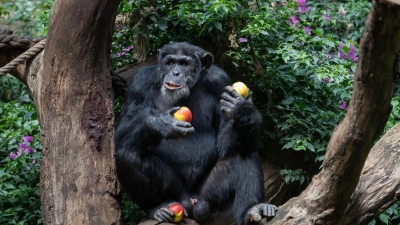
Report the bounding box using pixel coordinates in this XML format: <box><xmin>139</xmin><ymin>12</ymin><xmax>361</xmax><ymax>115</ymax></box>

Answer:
<box><xmin>0</xmin><ymin>0</ymin><xmax>399</xmax><ymax>224</ymax></box>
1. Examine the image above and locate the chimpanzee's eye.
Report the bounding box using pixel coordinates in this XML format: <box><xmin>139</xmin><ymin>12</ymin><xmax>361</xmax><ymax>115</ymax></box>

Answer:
<box><xmin>179</xmin><ymin>61</ymin><xmax>188</xmax><ymax>67</ymax></box>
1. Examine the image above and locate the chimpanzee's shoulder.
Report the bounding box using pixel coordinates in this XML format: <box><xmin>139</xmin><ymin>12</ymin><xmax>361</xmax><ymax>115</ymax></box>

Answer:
<box><xmin>202</xmin><ymin>65</ymin><xmax>232</xmax><ymax>93</ymax></box>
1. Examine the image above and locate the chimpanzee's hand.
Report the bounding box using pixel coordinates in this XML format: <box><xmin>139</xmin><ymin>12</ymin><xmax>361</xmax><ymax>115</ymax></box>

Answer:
<box><xmin>244</xmin><ymin>203</ymin><xmax>278</xmax><ymax>224</ymax></box>
<box><xmin>147</xmin><ymin>107</ymin><xmax>195</xmax><ymax>139</ymax></box>
<box><xmin>150</xmin><ymin>202</ymin><xmax>188</xmax><ymax>222</ymax></box>
<box><xmin>220</xmin><ymin>86</ymin><xmax>255</xmax><ymax>121</ymax></box>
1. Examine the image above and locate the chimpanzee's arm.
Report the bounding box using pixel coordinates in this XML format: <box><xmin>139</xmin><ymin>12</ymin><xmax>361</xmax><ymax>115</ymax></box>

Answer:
<box><xmin>218</xmin><ymin>86</ymin><xmax>262</xmax><ymax>156</ymax></box>
<box><xmin>220</xmin><ymin>86</ymin><xmax>262</xmax><ymax>132</ymax></box>
<box><xmin>115</xmin><ymin>66</ymin><xmax>194</xmax><ymax>151</ymax></box>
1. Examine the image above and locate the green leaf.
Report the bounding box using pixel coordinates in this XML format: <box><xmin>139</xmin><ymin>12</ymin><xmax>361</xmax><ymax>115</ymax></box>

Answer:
<box><xmin>282</xmin><ymin>96</ymin><xmax>294</xmax><ymax>105</ymax></box>
<box><xmin>280</xmin><ymin>169</ymin><xmax>288</xmax><ymax>175</ymax></box>
<box><xmin>213</xmin><ymin>22</ymin><xmax>222</xmax><ymax>31</ymax></box>
<box><xmin>158</xmin><ymin>20</ymin><xmax>168</xmax><ymax>31</ymax></box>
<box><xmin>282</xmin><ymin>142</ymin><xmax>294</xmax><ymax>149</ymax></box>
<box><xmin>379</xmin><ymin>214</ymin><xmax>389</xmax><ymax>224</ymax></box>
<box><xmin>299</xmin><ymin>176</ymin><xmax>305</xmax><ymax>185</ymax></box>
<box><xmin>322</xmin><ymin>39</ymin><xmax>335</xmax><ymax>47</ymax></box>
<box><xmin>296</xmin><ymin>145</ymin><xmax>306</xmax><ymax>151</ymax></box>
<box><xmin>4</xmin><ymin>183</ymin><xmax>14</xmax><ymax>189</ymax></box>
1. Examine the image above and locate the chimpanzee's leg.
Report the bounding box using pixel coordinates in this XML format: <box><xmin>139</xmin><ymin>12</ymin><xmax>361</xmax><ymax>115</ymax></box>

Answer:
<box><xmin>116</xmin><ymin>149</ymin><xmax>188</xmax><ymax>213</ymax></box>
<box><xmin>198</xmin><ymin>152</ymin><xmax>264</xmax><ymax>225</ymax></box>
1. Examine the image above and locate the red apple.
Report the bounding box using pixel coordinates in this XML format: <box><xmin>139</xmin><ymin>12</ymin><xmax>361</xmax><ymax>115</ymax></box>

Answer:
<box><xmin>173</xmin><ymin>107</ymin><xmax>192</xmax><ymax>123</ymax></box>
<box><xmin>168</xmin><ymin>203</ymin><xmax>185</xmax><ymax>223</ymax></box>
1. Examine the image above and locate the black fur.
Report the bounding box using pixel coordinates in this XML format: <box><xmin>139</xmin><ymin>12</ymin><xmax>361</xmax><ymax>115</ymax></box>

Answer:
<box><xmin>115</xmin><ymin>42</ymin><xmax>269</xmax><ymax>225</ymax></box>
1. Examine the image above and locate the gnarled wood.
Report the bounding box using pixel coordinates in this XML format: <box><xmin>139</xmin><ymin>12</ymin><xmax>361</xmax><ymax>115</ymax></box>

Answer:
<box><xmin>340</xmin><ymin>123</ymin><xmax>400</xmax><ymax>224</ymax></box>
<box><xmin>267</xmin><ymin>1</ymin><xmax>400</xmax><ymax>224</ymax></box>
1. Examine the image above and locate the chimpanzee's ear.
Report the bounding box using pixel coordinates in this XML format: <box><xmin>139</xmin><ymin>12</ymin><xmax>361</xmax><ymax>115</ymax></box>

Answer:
<box><xmin>157</xmin><ymin>49</ymin><xmax>163</xmax><ymax>64</ymax></box>
<box><xmin>200</xmin><ymin>53</ymin><xmax>214</xmax><ymax>70</ymax></box>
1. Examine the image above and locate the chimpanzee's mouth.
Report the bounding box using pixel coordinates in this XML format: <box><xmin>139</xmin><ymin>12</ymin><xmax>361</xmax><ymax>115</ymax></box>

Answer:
<box><xmin>164</xmin><ymin>82</ymin><xmax>184</xmax><ymax>90</ymax></box>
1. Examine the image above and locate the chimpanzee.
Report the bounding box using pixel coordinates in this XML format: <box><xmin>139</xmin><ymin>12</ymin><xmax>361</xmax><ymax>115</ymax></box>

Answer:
<box><xmin>115</xmin><ymin>42</ymin><xmax>277</xmax><ymax>225</ymax></box>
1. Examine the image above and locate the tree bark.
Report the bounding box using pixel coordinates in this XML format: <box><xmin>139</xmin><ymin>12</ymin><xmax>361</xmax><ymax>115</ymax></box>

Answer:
<box><xmin>340</xmin><ymin>122</ymin><xmax>400</xmax><ymax>224</ymax></box>
<box><xmin>36</xmin><ymin>0</ymin><xmax>122</xmax><ymax>224</ymax></box>
<box><xmin>267</xmin><ymin>1</ymin><xmax>400</xmax><ymax>224</ymax></box>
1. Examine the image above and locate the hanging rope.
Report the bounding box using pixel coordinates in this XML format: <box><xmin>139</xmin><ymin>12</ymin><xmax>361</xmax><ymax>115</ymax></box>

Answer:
<box><xmin>0</xmin><ymin>39</ymin><xmax>46</xmax><ymax>76</ymax></box>
<box><xmin>0</xmin><ymin>25</ymin><xmax>128</xmax><ymax>97</ymax></box>
<box><xmin>0</xmin><ymin>25</ymin><xmax>45</xmax><ymax>76</ymax></box>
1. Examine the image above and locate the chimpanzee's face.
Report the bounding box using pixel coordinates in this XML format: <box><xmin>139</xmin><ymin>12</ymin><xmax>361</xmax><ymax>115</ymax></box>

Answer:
<box><xmin>159</xmin><ymin>53</ymin><xmax>201</xmax><ymax>107</ymax></box>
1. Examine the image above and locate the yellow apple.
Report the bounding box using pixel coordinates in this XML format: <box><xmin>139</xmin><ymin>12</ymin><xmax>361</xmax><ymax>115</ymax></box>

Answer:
<box><xmin>232</xmin><ymin>82</ymin><xmax>249</xmax><ymax>98</ymax></box>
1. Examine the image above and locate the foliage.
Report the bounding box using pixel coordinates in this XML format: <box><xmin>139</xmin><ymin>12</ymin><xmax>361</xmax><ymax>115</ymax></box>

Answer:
<box><xmin>0</xmin><ymin>76</ymin><xmax>32</xmax><ymax>104</ymax></box>
<box><xmin>223</xmin><ymin>0</ymin><xmax>367</xmax><ymax>188</ymax></box>
<box><xmin>120</xmin><ymin>0</ymin><xmax>369</xmax><ymax>184</ymax></box>
<box><xmin>111</xmin><ymin>25</ymin><xmax>136</xmax><ymax>70</ymax></box>
<box><xmin>0</xmin><ymin>101</ymin><xmax>42</xmax><ymax>225</ymax></box>
<box><xmin>0</xmin><ymin>0</ymin><xmax>52</xmax><ymax>37</ymax></box>
<box><xmin>121</xmin><ymin>193</ymin><xmax>148</xmax><ymax>225</ymax></box>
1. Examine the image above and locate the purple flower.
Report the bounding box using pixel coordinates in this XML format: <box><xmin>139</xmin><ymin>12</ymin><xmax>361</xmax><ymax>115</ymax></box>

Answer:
<box><xmin>338</xmin><ymin>43</ymin><xmax>347</xmax><ymax>59</ymax></box>
<box><xmin>299</xmin><ymin>5</ymin><xmax>310</xmax><ymax>13</ymax></box>
<box><xmin>123</xmin><ymin>45</ymin><xmax>134</xmax><ymax>52</ymax></box>
<box><xmin>339</xmin><ymin>7</ymin><xmax>346</xmax><ymax>17</ymax></box>
<box><xmin>9</xmin><ymin>149</ymin><xmax>22</xmax><ymax>160</ymax></box>
<box><xmin>348</xmin><ymin>45</ymin><xmax>358</xmax><ymax>62</ymax></box>
<box><xmin>238</xmin><ymin>38</ymin><xmax>247</xmax><ymax>43</ymax></box>
<box><xmin>303</xmin><ymin>26</ymin><xmax>312</xmax><ymax>35</ymax></box>
<box><xmin>326</xmin><ymin>53</ymin><xmax>334</xmax><ymax>59</ymax></box>
<box><xmin>323</xmin><ymin>77</ymin><xmax>330</xmax><ymax>83</ymax></box>
<box><xmin>24</xmin><ymin>147</ymin><xmax>35</xmax><ymax>154</ymax></box>
<box><xmin>338</xmin><ymin>51</ymin><xmax>347</xmax><ymax>59</ymax></box>
<box><xmin>296</xmin><ymin>0</ymin><xmax>310</xmax><ymax>13</ymax></box>
<box><xmin>322</xmin><ymin>14</ymin><xmax>331</xmax><ymax>21</ymax></box>
<box><xmin>338</xmin><ymin>43</ymin><xmax>358</xmax><ymax>62</ymax></box>
<box><xmin>9</xmin><ymin>152</ymin><xmax>19</xmax><ymax>160</ymax></box>
<box><xmin>279</xmin><ymin>0</ymin><xmax>287</xmax><ymax>6</ymax></box>
<box><xmin>339</xmin><ymin>100</ymin><xmax>348</xmax><ymax>111</ymax></box>
<box><xmin>22</xmin><ymin>135</ymin><xmax>34</xmax><ymax>143</ymax></box>
<box><xmin>19</xmin><ymin>143</ymin><xmax>28</xmax><ymax>150</ymax></box>
<box><xmin>116</xmin><ymin>52</ymin><xmax>126</xmax><ymax>58</ymax></box>
<box><xmin>238</xmin><ymin>5</ymin><xmax>244</xmax><ymax>10</ymax></box>
<box><xmin>289</xmin><ymin>15</ymin><xmax>300</xmax><ymax>26</ymax></box>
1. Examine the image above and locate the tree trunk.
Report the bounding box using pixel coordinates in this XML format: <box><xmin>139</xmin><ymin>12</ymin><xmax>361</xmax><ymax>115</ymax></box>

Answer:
<box><xmin>36</xmin><ymin>0</ymin><xmax>122</xmax><ymax>224</ymax></box>
<box><xmin>267</xmin><ymin>1</ymin><xmax>400</xmax><ymax>224</ymax></box>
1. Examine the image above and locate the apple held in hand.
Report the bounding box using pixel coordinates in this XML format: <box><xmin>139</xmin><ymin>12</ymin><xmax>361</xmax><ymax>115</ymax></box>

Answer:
<box><xmin>168</xmin><ymin>203</ymin><xmax>185</xmax><ymax>223</ymax></box>
<box><xmin>232</xmin><ymin>81</ymin><xmax>249</xmax><ymax>98</ymax></box>
<box><xmin>173</xmin><ymin>107</ymin><xmax>192</xmax><ymax>123</ymax></box>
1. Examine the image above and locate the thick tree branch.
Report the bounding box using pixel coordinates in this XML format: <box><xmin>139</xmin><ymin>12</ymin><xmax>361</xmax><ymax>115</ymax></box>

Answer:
<box><xmin>268</xmin><ymin>1</ymin><xmax>400</xmax><ymax>224</ymax></box>
<box><xmin>339</xmin><ymin>123</ymin><xmax>400</xmax><ymax>224</ymax></box>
